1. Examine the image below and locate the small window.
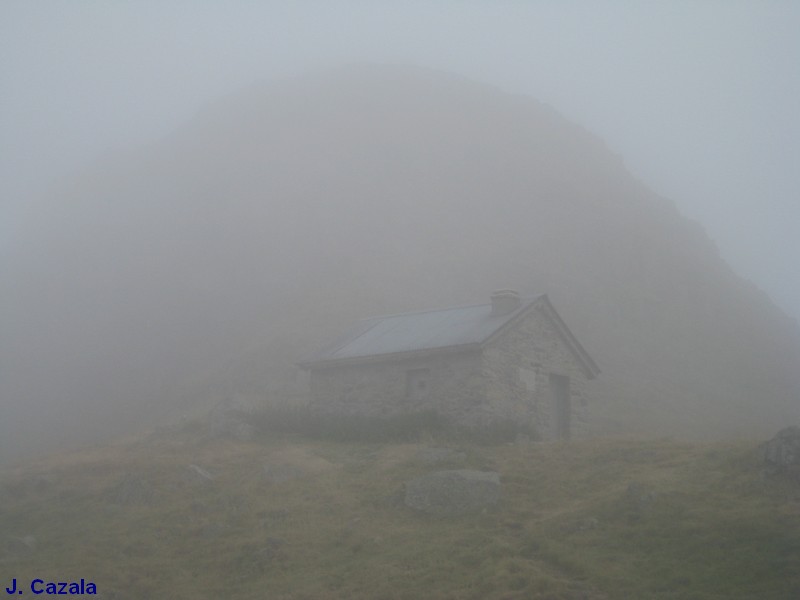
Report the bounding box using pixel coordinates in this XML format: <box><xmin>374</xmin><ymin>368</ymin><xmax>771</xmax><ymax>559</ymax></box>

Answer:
<box><xmin>406</xmin><ymin>368</ymin><xmax>431</xmax><ymax>402</ymax></box>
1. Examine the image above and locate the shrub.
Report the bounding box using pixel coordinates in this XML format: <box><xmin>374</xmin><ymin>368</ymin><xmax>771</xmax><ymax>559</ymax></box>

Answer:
<box><xmin>450</xmin><ymin>418</ymin><xmax>540</xmax><ymax>445</ymax></box>
<box><xmin>250</xmin><ymin>405</ymin><xmax>445</xmax><ymax>443</ymax></box>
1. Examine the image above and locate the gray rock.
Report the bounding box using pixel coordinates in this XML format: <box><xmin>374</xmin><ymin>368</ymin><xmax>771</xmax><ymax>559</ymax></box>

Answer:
<box><xmin>404</xmin><ymin>470</ymin><xmax>501</xmax><ymax>516</ymax></box>
<box><xmin>209</xmin><ymin>398</ymin><xmax>258</xmax><ymax>441</ymax></box>
<box><xmin>625</xmin><ymin>481</ymin><xmax>657</xmax><ymax>508</ymax></box>
<box><xmin>622</xmin><ymin>481</ymin><xmax>658</xmax><ymax>521</ymax></box>
<box><xmin>414</xmin><ymin>447</ymin><xmax>466</xmax><ymax>465</ymax></box>
<box><xmin>515</xmin><ymin>433</ymin><xmax>533</xmax><ymax>446</ymax></box>
<box><xmin>20</xmin><ymin>535</ymin><xmax>36</xmax><ymax>550</ymax></box>
<box><xmin>187</xmin><ymin>464</ymin><xmax>214</xmax><ymax>484</ymax></box>
<box><xmin>6</xmin><ymin>535</ymin><xmax>36</xmax><ymax>556</ymax></box>
<box><xmin>761</xmin><ymin>426</ymin><xmax>800</xmax><ymax>471</ymax></box>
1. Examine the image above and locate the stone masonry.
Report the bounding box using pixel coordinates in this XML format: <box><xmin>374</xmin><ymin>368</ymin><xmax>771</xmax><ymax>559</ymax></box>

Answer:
<box><xmin>302</xmin><ymin>292</ymin><xmax>598</xmax><ymax>440</ymax></box>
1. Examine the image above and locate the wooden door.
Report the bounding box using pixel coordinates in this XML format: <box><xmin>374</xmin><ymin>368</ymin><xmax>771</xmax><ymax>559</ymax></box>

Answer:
<box><xmin>549</xmin><ymin>374</ymin><xmax>571</xmax><ymax>440</ymax></box>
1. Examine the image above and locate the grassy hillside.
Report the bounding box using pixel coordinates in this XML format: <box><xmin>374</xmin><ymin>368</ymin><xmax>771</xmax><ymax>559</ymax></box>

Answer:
<box><xmin>2</xmin><ymin>425</ymin><xmax>799</xmax><ymax>599</ymax></box>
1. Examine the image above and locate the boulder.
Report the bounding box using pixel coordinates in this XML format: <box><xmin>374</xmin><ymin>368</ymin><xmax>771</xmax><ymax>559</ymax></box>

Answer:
<box><xmin>187</xmin><ymin>464</ymin><xmax>214</xmax><ymax>484</ymax></box>
<box><xmin>625</xmin><ymin>481</ymin><xmax>657</xmax><ymax>509</ymax></box>
<box><xmin>761</xmin><ymin>426</ymin><xmax>800</xmax><ymax>470</ymax></box>
<box><xmin>6</xmin><ymin>535</ymin><xmax>36</xmax><ymax>557</ymax></box>
<box><xmin>209</xmin><ymin>397</ymin><xmax>258</xmax><ymax>441</ymax></box>
<box><xmin>404</xmin><ymin>470</ymin><xmax>501</xmax><ymax>516</ymax></box>
<box><xmin>622</xmin><ymin>481</ymin><xmax>658</xmax><ymax>521</ymax></box>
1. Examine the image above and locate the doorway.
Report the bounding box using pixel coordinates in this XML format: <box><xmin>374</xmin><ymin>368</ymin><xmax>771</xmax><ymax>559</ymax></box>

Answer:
<box><xmin>549</xmin><ymin>374</ymin><xmax>571</xmax><ymax>440</ymax></box>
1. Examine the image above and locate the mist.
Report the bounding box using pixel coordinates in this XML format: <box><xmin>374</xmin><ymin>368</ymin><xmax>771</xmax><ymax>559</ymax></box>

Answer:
<box><xmin>2</xmin><ymin>2</ymin><xmax>800</xmax><ymax>461</ymax></box>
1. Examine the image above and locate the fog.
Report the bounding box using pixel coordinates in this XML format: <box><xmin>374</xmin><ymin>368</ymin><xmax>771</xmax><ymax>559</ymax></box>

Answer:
<box><xmin>4</xmin><ymin>2</ymin><xmax>798</xmax><ymax>317</ymax></box>
<box><xmin>2</xmin><ymin>2</ymin><xmax>800</xmax><ymax>460</ymax></box>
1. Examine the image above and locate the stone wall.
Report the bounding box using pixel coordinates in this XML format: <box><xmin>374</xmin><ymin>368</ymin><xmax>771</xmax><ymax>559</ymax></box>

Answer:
<box><xmin>481</xmin><ymin>306</ymin><xmax>590</xmax><ymax>440</ymax></box>
<box><xmin>308</xmin><ymin>305</ymin><xmax>592</xmax><ymax>439</ymax></box>
<box><xmin>308</xmin><ymin>351</ymin><xmax>483</xmax><ymax>418</ymax></box>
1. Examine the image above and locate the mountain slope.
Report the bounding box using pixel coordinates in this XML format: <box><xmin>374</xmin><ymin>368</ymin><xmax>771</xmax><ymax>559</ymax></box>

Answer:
<box><xmin>3</xmin><ymin>65</ymin><xmax>799</xmax><ymax>457</ymax></box>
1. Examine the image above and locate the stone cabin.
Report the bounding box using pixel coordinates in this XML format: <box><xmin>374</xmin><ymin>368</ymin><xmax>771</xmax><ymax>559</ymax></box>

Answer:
<box><xmin>298</xmin><ymin>291</ymin><xmax>599</xmax><ymax>440</ymax></box>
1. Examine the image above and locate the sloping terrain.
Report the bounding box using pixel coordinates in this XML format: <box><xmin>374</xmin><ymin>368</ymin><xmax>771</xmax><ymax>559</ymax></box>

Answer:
<box><xmin>2</xmin><ymin>428</ymin><xmax>800</xmax><ymax>599</ymax></box>
<box><xmin>3</xmin><ymin>65</ymin><xmax>799</xmax><ymax>458</ymax></box>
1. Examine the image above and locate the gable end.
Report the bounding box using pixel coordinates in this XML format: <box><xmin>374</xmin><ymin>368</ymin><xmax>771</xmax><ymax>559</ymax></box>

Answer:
<box><xmin>534</xmin><ymin>295</ymin><xmax>600</xmax><ymax>379</ymax></box>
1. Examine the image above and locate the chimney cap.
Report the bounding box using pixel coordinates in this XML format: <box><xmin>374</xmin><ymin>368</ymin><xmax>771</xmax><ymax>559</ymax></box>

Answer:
<box><xmin>491</xmin><ymin>289</ymin><xmax>520</xmax><ymax>298</ymax></box>
<box><xmin>490</xmin><ymin>289</ymin><xmax>521</xmax><ymax>316</ymax></box>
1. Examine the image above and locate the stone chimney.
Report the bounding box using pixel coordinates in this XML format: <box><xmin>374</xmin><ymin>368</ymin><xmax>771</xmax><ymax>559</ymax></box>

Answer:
<box><xmin>490</xmin><ymin>289</ymin><xmax>521</xmax><ymax>316</ymax></box>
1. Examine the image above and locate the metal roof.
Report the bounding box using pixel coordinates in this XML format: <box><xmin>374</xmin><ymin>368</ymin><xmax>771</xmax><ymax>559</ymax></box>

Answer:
<box><xmin>301</xmin><ymin>296</ymin><xmax>541</xmax><ymax>365</ymax></box>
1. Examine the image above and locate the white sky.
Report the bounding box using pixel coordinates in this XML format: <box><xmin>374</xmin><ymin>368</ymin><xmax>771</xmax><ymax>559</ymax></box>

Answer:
<box><xmin>2</xmin><ymin>1</ymin><xmax>799</xmax><ymax>320</ymax></box>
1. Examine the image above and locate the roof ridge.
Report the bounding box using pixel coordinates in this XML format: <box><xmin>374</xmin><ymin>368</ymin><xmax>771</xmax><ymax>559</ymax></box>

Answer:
<box><xmin>360</xmin><ymin>295</ymin><xmax>540</xmax><ymax>321</ymax></box>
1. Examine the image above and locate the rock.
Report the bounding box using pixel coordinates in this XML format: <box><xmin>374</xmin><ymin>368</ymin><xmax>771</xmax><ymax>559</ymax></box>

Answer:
<box><xmin>414</xmin><ymin>447</ymin><xmax>466</xmax><ymax>465</ymax></box>
<box><xmin>263</xmin><ymin>463</ymin><xmax>304</xmax><ymax>484</ymax></box>
<box><xmin>209</xmin><ymin>397</ymin><xmax>258</xmax><ymax>441</ymax></box>
<box><xmin>515</xmin><ymin>433</ymin><xmax>533</xmax><ymax>446</ymax></box>
<box><xmin>623</xmin><ymin>481</ymin><xmax>658</xmax><ymax>521</ymax></box>
<box><xmin>6</xmin><ymin>535</ymin><xmax>36</xmax><ymax>556</ymax></box>
<box><xmin>404</xmin><ymin>470</ymin><xmax>501</xmax><ymax>516</ymax></box>
<box><xmin>760</xmin><ymin>426</ymin><xmax>800</xmax><ymax>472</ymax></box>
<box><xmin>625</xmin><ymin>481</ymin><xmax>657</xmax><ymax>507</ymax></box>
<box><xmin>187</xmin><ymin>464</ymin><xmax>214</xmax><ymax>484</ymax></box>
